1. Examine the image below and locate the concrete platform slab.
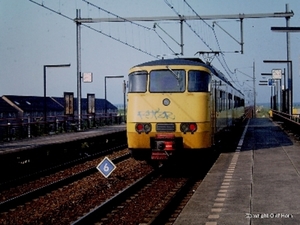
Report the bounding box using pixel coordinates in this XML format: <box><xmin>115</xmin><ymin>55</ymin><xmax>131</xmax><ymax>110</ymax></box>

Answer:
<box><xmin>174</xmin><ymin>118</ymin><xmax>300</xmax><ymax>225</ymax></box>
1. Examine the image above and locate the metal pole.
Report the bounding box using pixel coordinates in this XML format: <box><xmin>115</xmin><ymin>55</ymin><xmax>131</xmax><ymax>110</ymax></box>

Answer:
<box><xmin>43</xmin><ymin>65</ymin><xmax>47</xmax><ymax>125</ymax></box>
<box><xmin>279</xmin><ymin>77</ymin><xmax>282</xmax><ymax>111</ymax></box>
<box><xmin>253</xmin><ymin>61</ymin><xmax>256</xmax><ymax>117</ymax></box>
<box><xmin>105</xmin><ymin>77</ymin><xmax>107</xmax><ymax>114</ymax></box>
<box><xmin>283</xmin><ymin>68</ymin><xmax>286</xmax><ymax>112</ymax></box>
<box><xmin>290</xmin><ymin>61</ymin><xmax>293</xmax><ymax>114</ymax></box>
<box><xmin>123</xmin><ymin>80</ymin><xmax>126</xmax><ymax>123</ymax></box>
<box><xmin>286</xmin><ymin>4</ymin><xmax>292</xmax><ymax>115</ymax></box>
<box><xmin>240</xmin><ymin>19</ymin><xmax>244</xmax><ymax>54</ymax></box>
<box><xmin>275</xmin><ymin>80</ymin><xmax>278</xmax><ymax>110</ymax></box>
<box><xmin>76</xmin><ymin>9</ymin><xmax>82</xmax><ymax>131</ymax></box>
<box><xmin>180</xmin><ymin>20</ymin><xmax>184</xmax><ymax>55</ymax></box>
<box><xmin>104</xmin><ymin>75</ymin><xmax>124</xmax><ymax>115</ymax></box>
<box><xmin>271</xmin><ymin>85</ymin><xmax>273</xmax><ymax>109</ymax></box>
<box><xmin>43</xmin><ymin>64</ymin><xmax>70</xmax><ymax>132</ymax></box>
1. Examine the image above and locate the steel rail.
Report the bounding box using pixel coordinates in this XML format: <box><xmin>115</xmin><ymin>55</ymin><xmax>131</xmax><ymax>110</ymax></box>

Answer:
<box><xmin>71</xmin><ymin>167</ymin><xmax>161</xmax><ymax>225</ymax></box>
<box><xmin>0</xmin><ymin>151</ymin><xmax>130</xmax><ymax>212</ymax></box>
<box><xmin>146</xmin><ymin>176</ymin><xmax>197</xmax><ymax>225</ymax></box>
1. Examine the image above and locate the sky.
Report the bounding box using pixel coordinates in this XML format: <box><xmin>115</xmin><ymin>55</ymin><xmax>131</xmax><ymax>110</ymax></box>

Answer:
<box><xmin>1</xmin><ymin>0</ymin><xmax>300</xmax><ymax>105</ymax></box>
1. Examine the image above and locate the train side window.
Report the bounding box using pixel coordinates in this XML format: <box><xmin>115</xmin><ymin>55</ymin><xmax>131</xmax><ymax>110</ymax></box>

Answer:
<box><xmin>221</xmin><ymin>91</ymin><xmax>226</xmax><ymax>111</ymax></box>
<box><xmin>234</xmin><ymin>96</ymin><xmax>240</xmax><ymax>108</ymax></box>
<box><xmin>218</xmin><ymin>91</ymin><xmax>223</xmax><ymax>112</ymax></box>
<box><xmin>228</xmin><ymin>93</ymin><xmax>233</xmax><ymax>109</ymax></box>
<box><xmin>234</xmin><ymin>96</ymin><xmax>237</xmax><ymax>108</ymax></box>
<box><xmin>188</xmin><ymin>70</ymin><xmax>211</xmax><ymax>92</ymax></box>
<box><xmin>128</xmin><ymin>71</ymin><xmax>147</xmax><ymax>93</ymax></box>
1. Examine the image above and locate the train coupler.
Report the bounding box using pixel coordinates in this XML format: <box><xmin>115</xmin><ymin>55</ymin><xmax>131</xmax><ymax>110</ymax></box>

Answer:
<box><xmin>151</xmin><ymin>134</ymin><xmax>175</xmax><ymax>160</ymax></box>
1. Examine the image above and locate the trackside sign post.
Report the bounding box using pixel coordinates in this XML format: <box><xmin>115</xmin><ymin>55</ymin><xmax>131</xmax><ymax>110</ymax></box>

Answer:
<box><xmin>96</xmin><ymin>157</ymin><xmax>116</xmax><ymax>178</ymax></box>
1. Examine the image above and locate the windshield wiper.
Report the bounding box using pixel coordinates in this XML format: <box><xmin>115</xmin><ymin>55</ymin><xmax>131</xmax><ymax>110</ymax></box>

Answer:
<box><xmin>166</xmin><ymin>66</ymin><xmax>179</xmax><ymax>80</ymax></box>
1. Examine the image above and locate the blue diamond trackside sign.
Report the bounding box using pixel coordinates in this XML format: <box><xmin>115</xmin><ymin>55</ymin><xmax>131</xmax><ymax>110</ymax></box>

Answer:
<box><xmin>96</xmin><ymin>157</ymin><xmax>116</xmax><ymax>178</ymax></box>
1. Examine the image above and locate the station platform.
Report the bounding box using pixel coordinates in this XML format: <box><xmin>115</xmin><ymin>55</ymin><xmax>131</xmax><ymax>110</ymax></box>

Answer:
<box><xmin>174</xmin><ymin>118</ymin><xmax>300</xmax><ymax>225</ymax></box>
<box><xmin>0</xmin><ymin>124</ymin><xmax>126</xmax><ymax>155</ymax></box>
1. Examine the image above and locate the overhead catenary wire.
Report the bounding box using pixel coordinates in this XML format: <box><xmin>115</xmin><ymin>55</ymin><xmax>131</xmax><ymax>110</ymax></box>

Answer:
<box><xmin>28</xmin><ymin>0</ymin><xmax>159</xmax><ymax>58</ymax></box>
<box><xmin>83</xmin><ymin>0</ymin><xmax>180</xmax><ymax>56</ymax></box>
<box><xmin>164</xmin><ymin>0</ymin><xmax>215</xmax><ymax>52</ymax></box>
<box><xmin>181</xmin><ymin>0</ymin><xmax>239</xmax><ymax>86</ymax></box>
<box><xmin>81</xmin><ymin>0</ymin><xmax>152</xmax><ymax>31</ymax></box>
<box><xmin>29</xmin><ymin>0</ymin><xmax>250</xmax><ymax>88</ymax></box>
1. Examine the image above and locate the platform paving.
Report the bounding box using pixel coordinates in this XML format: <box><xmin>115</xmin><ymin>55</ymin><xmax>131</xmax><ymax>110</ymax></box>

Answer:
<box><xmin>174</xmin><ymin>118</ymin><xmax>300</xmax><ymax>225</ymax></box>
<box><xmin>0</xmin><ymin>124</ymin><xmax>125</xmax><ymax>155</ymax></box>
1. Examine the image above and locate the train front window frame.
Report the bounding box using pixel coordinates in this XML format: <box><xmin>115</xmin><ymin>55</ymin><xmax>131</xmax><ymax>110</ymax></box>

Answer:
<box><xmin>128</xmin><ymin>71</ymin><xmax>148</xmax><ymax>93</ymax></box>
<box><xmin>149</xmin><ymin>70</ymin><xmax>186</xmax><ymax>93</ymax></box>
<box><xmin>188</xmin><ymin>70</ymin><xmax>211</xmax><ymax>92</ymax></box>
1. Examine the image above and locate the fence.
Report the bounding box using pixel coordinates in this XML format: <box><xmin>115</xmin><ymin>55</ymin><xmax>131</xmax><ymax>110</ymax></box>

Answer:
<box><xmin>271</xmin><ymin>110</ymin><xmax>300</xmax><ymax>134</ymax></box>
<box><xmin>0</xmin><ymin>113</ymin><xmax>124</xmax><ymax>142</ymax></box>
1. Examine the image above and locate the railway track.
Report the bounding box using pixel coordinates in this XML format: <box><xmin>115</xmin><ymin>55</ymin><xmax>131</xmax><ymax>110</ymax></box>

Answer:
<box><xmin>0</xmin><ymin>148</ymin><xmax>130</xmax><ymax>212</ymax></box>
<box><xmin>0</xmin><ymin>121</ymin><xmax>244</xmax><ymax>224</ymax></box>
<box><xmin>71</xmin><ymin>121</ymin><xmax>244</xmax><ymax>224</ymax></box>
<box><xmin>0</xmin><ymin>140</ymin><xmax>127</xmax><ymax>191</ymax></box>
<box><xmin>72</xmin><ymin>154</ymin><xmax>217</xmax><ymax>225</ymax></box>
<box><xmin>0</xmin><ymin>149</ymin><xmax>214</xmax><ymax>225</ymax></box>
<box><xmin>0</xmin><ymin>155</ymin><xmax>154</xmax><ymax>224</ymax></box>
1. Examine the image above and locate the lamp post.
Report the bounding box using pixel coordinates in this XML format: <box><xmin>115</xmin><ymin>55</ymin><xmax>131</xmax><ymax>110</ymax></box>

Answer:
<box><xmin>43</xmin><ymin>64</ymin><xmax>71</xmax><ymax>129</ymax></box>
<box><xmin>263</xmin><ymin>60</ymin><xmax>292</xmax><ymax>114</ymax></box>
<box><xmin>123</xmin><ymin>80</ymin><xmax>127</xmax><ymax>123</ymax></box>
<box><xmin>104</xmin><ymin>76</ymin><xmax>124</xmax><ymax>115</ymax></box>
<box><xmin>261</xmin><ymin>70</ymin><xmax>286</xmax><ymax>112</ymax></box>
<box><xmin>269</xmin><ymin>8</ymin><xmax>300</xmax><ymax>114</ymax></box>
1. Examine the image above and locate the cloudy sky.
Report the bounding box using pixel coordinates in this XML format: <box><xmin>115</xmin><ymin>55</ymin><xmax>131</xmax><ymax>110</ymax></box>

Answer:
<box><xmin>1</xmin><ymin>0</ymin><xmax>300</xmax><ymax>105</ymax></box>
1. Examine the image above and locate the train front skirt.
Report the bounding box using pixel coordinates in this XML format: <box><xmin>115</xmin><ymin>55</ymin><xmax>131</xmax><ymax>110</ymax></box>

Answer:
<box><xmin>151</xmin><ymin>133</ymin><xmax>176</xmax><ymax>160</ymax></box>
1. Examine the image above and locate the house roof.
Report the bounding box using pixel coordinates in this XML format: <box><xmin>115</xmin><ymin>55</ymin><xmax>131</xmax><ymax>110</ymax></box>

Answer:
<box><xmin>0</xmin><ymin>97</ymin><xmax>19</xmax><ymax>113</ymax></box>
<box><xmin>51</xmin><ymin>97</ymin><xmax>117</xmax><ymax>111</ymax></box>
<box><xmin>3</xmin><ymin>95</ymin><xmax>63</xmax><ymax>112</ymax></box>
<box><xmin>1</xmin><ymin>95</ymin><xmax>117</xmax><ymax>113</ymax></box>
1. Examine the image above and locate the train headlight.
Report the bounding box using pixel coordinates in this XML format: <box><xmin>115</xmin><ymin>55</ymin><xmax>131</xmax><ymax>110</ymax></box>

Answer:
<box><xmin>180</xmin><ymin>123</ymin><xmax>197</xmax><ymax>133</ymax></box>
<box><xmin>180</xmin><ymin>123</ymin><xmax>189</xmax><ymax>133</ymax></box>
<box><xmin>135</xmin><ymin>123</ymin><xmax>152</xmax><ymax>134</ymax></box>
<box><xmin>144</xmin><ymin>123</ymin><xmax>152</xmax><ymax>134</ymax></box>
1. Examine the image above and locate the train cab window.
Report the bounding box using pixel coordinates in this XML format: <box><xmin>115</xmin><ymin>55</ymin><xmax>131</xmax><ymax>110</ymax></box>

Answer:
<box><xmin>188</xmin><ymin>70</ymin><xmax>211</xmax><ymax>92</ymax></box>
<box><xmin>128</xmin><ymin>71</ymin><xmax>147</xmax><ymax>93</ymax></box>
<box><xmin>149</xmin><ymin>70</ymin><xmax>185</xmax><ymax>93</ymax></box>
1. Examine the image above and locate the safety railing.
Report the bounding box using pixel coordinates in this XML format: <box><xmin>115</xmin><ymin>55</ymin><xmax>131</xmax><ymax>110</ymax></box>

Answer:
<box><xmin>0</xmin><ymin>113</ymin><xmax>125</xmax><ymax>142</ymax></box>
<box><xmin>271</xmin><ymin>110</ymin><xmax>300</xmax><ymax>133</ymax></box>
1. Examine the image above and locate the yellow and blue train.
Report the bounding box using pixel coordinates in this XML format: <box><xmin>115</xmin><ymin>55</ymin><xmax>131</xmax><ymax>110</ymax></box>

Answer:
<box><xmin>126</xmin><ymin>58</ymin><xmax>245</xmax><ymax>161</ymax></box>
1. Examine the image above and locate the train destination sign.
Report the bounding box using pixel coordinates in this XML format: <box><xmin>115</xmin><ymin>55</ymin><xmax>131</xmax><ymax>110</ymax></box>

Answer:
<box><xmin>97</xmin><ymin>157</ymin><xmax>116</xmax><ymax>178</ymax></box>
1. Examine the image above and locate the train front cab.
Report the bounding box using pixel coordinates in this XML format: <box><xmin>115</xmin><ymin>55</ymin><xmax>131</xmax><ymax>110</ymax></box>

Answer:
<box><xmin>126</xmin><ymin>63</ymin><xmax>213</xmax><ymax>161</ymax></box>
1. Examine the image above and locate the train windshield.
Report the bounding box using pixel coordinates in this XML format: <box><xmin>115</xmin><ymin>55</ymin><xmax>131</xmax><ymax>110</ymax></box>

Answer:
<box><xmin>128</xmin><ymin>71</ymin><xmax>147</xmax><ymax>93</ymax></box>
<box><xmin>149</xmin><ymin>70</ymin><xmax>185</xmax><ymax>93</ymax></box>
<box><xmin>188</xmin><ymin>70</ymin><xmax>211</xmax><ymax>92</ymax></box>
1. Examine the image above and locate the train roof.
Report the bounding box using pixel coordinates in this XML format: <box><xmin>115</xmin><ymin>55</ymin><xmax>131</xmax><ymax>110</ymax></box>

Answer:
<box><xmin>134</xmin><ymin>58</ymin><xmax>208</xmax><ymax>68</ymax></box>
<box><xmin>133</xmin><ymin>58</ymin><xmax>227</xmax><ymax>79</ymax></box>
<box><xmin>132</xmin><ymin>58</ymin><xmax>244</xmax><ymax>97</ymax></box>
